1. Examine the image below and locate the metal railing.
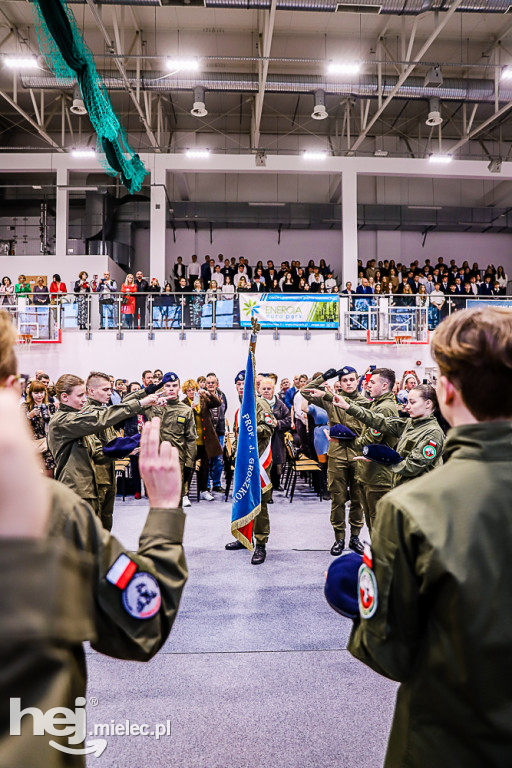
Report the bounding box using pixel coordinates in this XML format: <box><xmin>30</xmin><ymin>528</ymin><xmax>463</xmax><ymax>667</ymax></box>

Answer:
<box><xmin>2</xmin><ymin>291</ymin><xmax>511</xmax><ymax>339</ymax></box>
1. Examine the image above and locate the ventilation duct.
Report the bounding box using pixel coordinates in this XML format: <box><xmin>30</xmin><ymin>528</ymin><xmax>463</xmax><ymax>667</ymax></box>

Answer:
<box><xmin>59</xmin><ymin>0</ymin><xmax>512</xmax><ymax>11</ymax></box>
<box><xmin>22</xmin><ymin>71</ymin><xmax>512</xmax><ymax>104</ymax></box>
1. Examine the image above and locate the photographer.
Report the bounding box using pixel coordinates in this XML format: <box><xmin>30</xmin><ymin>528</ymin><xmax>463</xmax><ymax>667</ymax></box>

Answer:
<box><xmin>22</xmin><ymin>380</ymin><xmax>56</xmax><ymax>477</ymax></box>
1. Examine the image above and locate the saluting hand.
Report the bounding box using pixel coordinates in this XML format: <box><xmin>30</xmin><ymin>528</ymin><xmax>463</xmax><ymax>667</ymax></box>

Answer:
<box><xmin>139</xmin><ymin>418</ymin><xmax>182</xmax><ymax>509</ymax></box>
<box><xmin>0</xmin><ymin>391</ymin><xmax>49</xmax><ymax>538</ymax></box>
<box><xmin>140</xmin><ymin>392</ymin><xmax>159</xmax><ymax>408</ymax></box>
<box><xmin>332</xmin><ymin>394</ymin><xmax>350</xmax><ymax>410</ymax></box>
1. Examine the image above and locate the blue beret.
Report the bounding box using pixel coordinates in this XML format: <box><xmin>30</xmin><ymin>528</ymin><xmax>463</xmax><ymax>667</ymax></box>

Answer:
<box><xmin>163</xmin><ymin>372</ymin><xmax>179</xmax><ymax>383</ymax></box>
<box><xmin>362</xmin><ymin>444</ymin><xmax>403</xmax><ymax>465</ymax></box>
<box><xmin>103</xmin><ymin>434</ymin><xmax>141</xmax><ymax>459</ymax></box>
<box><xmin>339</xmin><ymin>366</ymin><xmax>357</xmax><ymax>378</ymax></box>
<box><xmin>235</xmin><ymin>370</ymin><xmax>246</xmax><ymax>383</ymax></box>
<box><xmin>324</xmin><ymin>550</ymin><xmax>363</xmax><ymax>619</ymax></box>
<box><xmin>330</xmin><ymin>424</ymin><xmax>357</xmax><ymax>440</ymax></box>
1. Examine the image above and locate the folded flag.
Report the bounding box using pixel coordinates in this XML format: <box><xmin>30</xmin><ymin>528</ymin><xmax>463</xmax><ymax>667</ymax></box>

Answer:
<box><xmin>330</xmin><ymin>424</ymin><xmax>357</xmax><ymax>440</ymax></box>
<box><xmin>231</xmin><ymin>350</ymin><xmax>260</xmax><ymax>551</ymax></box>
<box><xmin>362</xmin><ymin>444</ymin><xmax>403</xmax><ymax>465</ymax></box>
<box><xmin>103</xmin><ymin>434</ymin><xmax>141</xmax><ymax>458</ymax></box>
<box><xmin>324</xmin><ymin>551</ymin><xmax>363</xmax><ymax>619</ymax></box>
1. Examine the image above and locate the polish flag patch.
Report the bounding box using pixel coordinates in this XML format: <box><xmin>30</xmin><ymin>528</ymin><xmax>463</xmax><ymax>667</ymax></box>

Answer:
<box><xmin>106</xmin><ymin>554</ymin><xmax>138</xmax><ymax>589</ymax></box>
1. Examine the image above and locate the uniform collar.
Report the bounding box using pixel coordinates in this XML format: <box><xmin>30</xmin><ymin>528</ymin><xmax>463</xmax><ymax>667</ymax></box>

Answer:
<box><xmin>372</xmin><ymin>391</ymin><xmax>394</xmax><ymax>404</ymax></box>
<box><xmin>86</xmin><ymin>397</ymin><xmax>104</xmax><ymax>407</ymax></box>
<box><xmin>344</xmin><ymin>389</ymin><xmax>363</xmax><ymax>400</ymax></box>
<box><xmin>410</xmin><ymin>414</ymin><xmax>437</xmax><ymax>425</ymax></box>
<box><xmin>444</xmin><ymin>421</ymin><xmax>512</xmax><ymax>462</ymax></box>
<box><xmin>58</xmin><ymin>402</ymin><xmax>80</xmax><ymax>413</ymax></box>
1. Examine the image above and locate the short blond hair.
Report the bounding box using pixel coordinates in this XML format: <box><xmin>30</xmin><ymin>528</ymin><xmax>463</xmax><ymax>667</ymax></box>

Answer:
<box><xmin>182</xmin><ymin>379</ymin><xmax>198</xmax><ymax>393</ymax></box>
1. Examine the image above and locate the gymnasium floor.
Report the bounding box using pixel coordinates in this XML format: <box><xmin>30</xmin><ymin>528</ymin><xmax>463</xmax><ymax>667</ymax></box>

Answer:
<box><xmin>85</xmin><ymin>485</ymin><xmax>398</xmax><ymax>768</ymax></box>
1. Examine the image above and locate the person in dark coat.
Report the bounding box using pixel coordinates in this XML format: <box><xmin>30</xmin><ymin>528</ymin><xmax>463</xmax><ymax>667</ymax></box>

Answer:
<box><xmin>182</xmin><ymin>379</ymin><xmax>222</xmax><ymax>502</ymax></box>
<box><xmin>134</xmin><ymin>270</ymin><xmax>149</xmax><ymax>328</ymax></box>
<box><xmin>260</xmin><ymin>377</ymin><xmax>291</xmax><ymax>499</ymax></box>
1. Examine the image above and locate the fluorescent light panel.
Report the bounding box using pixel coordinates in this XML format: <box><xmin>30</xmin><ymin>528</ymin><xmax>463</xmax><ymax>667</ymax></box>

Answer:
<box><xmin>4</xmin><ymin>56</ymin><xmax>39</xmax><ymax>69</ymax></box>
<box><xmin>429</xmin><ymin>154</ymin><xmax>452</xmax><ymax>164</ymax></box>
<box><xmin>303</xmin><ymin>151</ymin><xmax>328</xmax><ymax>160</ymax></box>
<box><xmin>185</xmin><ymin>149</ymin><xmax>210</xmax><ymax>158</ymax></box>
<box><xmin>166</xmin><ymin>58</ymin><xmax>200</xmax><ymax>71</ymax></box>
<box><xmin>71</xmin><ymin>149</ymin><xmax>96</xmax><ymax>158</ymax></box>
<box><xmin>501</xmin><ymin>66</ymin><xmax>512</xmax><ymax>81</ymax></box>
<box><xmin>327</xmin><ymin>62</ymin><xmax>361</xmax><ymax>75</ymax></box>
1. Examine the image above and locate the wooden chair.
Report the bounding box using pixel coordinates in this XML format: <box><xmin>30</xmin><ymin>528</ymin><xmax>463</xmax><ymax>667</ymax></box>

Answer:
<box><xmin>283</xmin><ymin>433</ymin><xmax>322</xmax><ymax>503</ymax></box>
<box><xmin>115</xmin><ymin>458</ymin><xmax>131</xmax><ymax>501</ymax></box>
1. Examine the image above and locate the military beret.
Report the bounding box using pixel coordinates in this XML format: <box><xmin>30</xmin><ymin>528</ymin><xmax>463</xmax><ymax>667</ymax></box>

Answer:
<box><xmin>103</xmin><ymin>434</ymin><xmax>141</xmax><ymax>459</ymax></box>
<box><xmin>362</xmin><ymin>444</ymin><xmax>403</xmax><ymax>465</ymax></box>
<box><xmin>330</xmin><ymin>424</ymin><xmax>357</xmax><ymax>440</ymax></box>
<box><xmin>235</xmin><ymin>370</ymin><xmax>246</xmax><ymax>383</ymax></box>
<box><xmin>163</xmin><ymin>372</ymin><xmax>179</xmax><ymax>383</ymax></box>
<box><xmin>338</xmin><ymin>366</ymin><xmax>357</xmax><ymax>378</ymax></box>
<box><xmin>144</xmin><ymin>370</ymin><xmax>178</xmax><ymax>394</ymax></box>
<box><xmin>324</xmin><ymin>550</ymin><xmax>363</xmax><ymax>619</ymax></box>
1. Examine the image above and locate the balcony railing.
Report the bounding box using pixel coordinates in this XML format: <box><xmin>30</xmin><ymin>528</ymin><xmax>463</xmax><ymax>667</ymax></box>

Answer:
<box><xmin>2</xmin><ymin>291</ymin><xmax>510</xmax><ymax>340</ymax></box>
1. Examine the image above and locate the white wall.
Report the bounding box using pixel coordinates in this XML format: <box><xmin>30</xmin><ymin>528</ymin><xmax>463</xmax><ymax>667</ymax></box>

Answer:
<box><xmin>17</xmin><ymin>329</ymin><xmax>434</xmax><ymax>425</ymax></box>
<box><xmin>0</xmin><ymin>256</ymin><xmax>126</xmax><ymax>290</ymax></box>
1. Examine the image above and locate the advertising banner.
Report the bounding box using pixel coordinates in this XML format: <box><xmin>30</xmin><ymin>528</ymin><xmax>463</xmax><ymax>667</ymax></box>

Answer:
<box><xmin>239</xmin><ymin>293</ymin><xmax>339</xmax><ymax>329</ymax></box>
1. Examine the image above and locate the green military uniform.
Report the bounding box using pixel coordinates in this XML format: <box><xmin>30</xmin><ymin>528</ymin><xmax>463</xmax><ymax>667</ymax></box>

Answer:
<box><xmin>85</xmin><ymin>397</ymin><xmax>119</xmax><ymax>531</ymax></box>
<box><xmin>348</xmin><ymin>391</ymin><xmax>399</xmax><ymax>531</ymax></box>
<box><xmin>141</xmin><ymin>398</ymin><xmax>197</xmax><ymax>476</ymax></box>
<box><xmin>303</xmin><ymin>375</ymin><xmax>368</xmax><ymax>542</ymax></box>
<box><xmin>0</xmin><ymin>479</ymin><xmax>187</xmax><ymax>768</ymax></box>
<box><xmin>48</xmin><ymin>399</ymin><xmax>144</xmax><ymax>518</ymax></box>
<box><xmin>348</xmin><ymin>422</ymin><xmax>512</xmax><ymax>768</ymax></box>
<box><xmin>344</xmin><ymin>402</ymin><xmax>445</xmax><ymax>485</ymax></box>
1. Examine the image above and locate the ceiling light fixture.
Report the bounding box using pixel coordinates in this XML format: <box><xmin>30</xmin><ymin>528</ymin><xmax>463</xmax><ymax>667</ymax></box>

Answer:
<box><xmin>190</xmin><ymin>86</ymin><xmax>208</xmax><ymax>117</ymax></box>
<box><xmin>303</xmin><ymin>151</ymin><xmax>328</xmax><ymax>160</ymax></box>
<box><xmin>428</xmin><ymin>154</ymin><xmax>452</xmax><ymax>164</ymax></box>
<box><xmin>185</xmin><ymin>149</ymin><xmax>210</xmax><ymax>158</ymax></box>
<box><xmin>166</xmin><ymin>58</ymin><xmax>200</xmax><ymax>72</ymax></box>
<box><xmin>70</xmin><ymin>84</ymin><xmax>87</xmax><ymax>116</ymax></box>
<box><xmin>327</xmin><ymin>62</ymin><xmax>361</xmax><ymax>75</ymax></box>
<box><xmin>312</xmin><ymin>89</ymin><xmax>328</xmax><ymax>121</ymax></box>
<box><xmin>426</xmin><ymin>96</ymin><xmax>443</xmax><ymax>126</ymax></box>
<box><xmin>501</xmin><ymin>66</ymin><xmax>512</xmax><ymax>81</ymax></box>
<box><xmin>71</xmin><ymin>148</ymin><xmax>96</xmax><ymax>158</ymax></box>
<box><xmin>4</xmin><ymin>56</ymin><xmax>39</xmax><ymax>69</ymax></box>
<box><xmin>374</xmin><ymin>149</ymin><xmax>388</xmax><ymax>157</ymax></box>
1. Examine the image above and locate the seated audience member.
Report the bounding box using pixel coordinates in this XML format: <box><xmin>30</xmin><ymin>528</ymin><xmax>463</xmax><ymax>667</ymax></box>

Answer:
<box><xmin>236</xmin><ymin>276</ymin><xmax>251</xmax><ymax>293</ymax></box>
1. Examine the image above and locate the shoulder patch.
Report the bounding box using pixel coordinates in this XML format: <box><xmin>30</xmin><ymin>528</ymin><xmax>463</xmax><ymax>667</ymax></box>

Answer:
<box><xmin>122</xmin><ymin>572</ymin><xmax>161</xmax><ymax>620</ymax></box>
<box><xmin>422</xmin><ymin>444</ymin><xmax>437</xmax><ymax>459</ymax></box>
<box><xmin>358</xmin><ymin>564</ymin><xmax>378</xmax><ymax>619</ymax></box>
<box><xmin>369</xmin><ymin>428</ymin><xmax>381</xmax><ymax>437</ymax></box>
<box><xmin>106</xmin><ymin>554</ymin><xmax>137</xmax><ymax>589</ymax></box>
<box><xmin>177</xmin><ymin>415</ymin><xmax>186</xmax><ymax>424</ymax></box>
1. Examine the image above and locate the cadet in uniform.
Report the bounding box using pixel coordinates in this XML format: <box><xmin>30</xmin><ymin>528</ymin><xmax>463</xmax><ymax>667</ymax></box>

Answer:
<box><xmin>225</xmin><ymin>370</ymin><xmax>275</xmax><ymax>564</ymax></box>
<box><xmin>347</xmin><ymin>306</ymin><xmax>512</xmax><ymax>768</ymax></box>
<box><xmin>129</xmin><ymin>373</ymin><xmax>197</xmax><ymax>507</ymax></box>
<box><xmin>334</xmin><ymin>382</ymin><xmax>445</xmax><ymax>485</ymax></box>
<box><xmin>303</xmin><ymin>366</ymin><xmax>368</xmax><ymax>556</ymax></box>
<box><xmin>85</xmin><ymin>371</ymin><xmax>121</xmax><ymax>531</ymax></box>
<box><xmin>346</xmin><ymin>367</ymin><xmax>399</xmax><ymax>532</ymax></box>
<box><xmin>48</xmin><ymin>374</ymin><xmax>158</xmax><ymax>520</ymax></box>
<box><xmin>0</xmin><ymin>311</ymin><xmax>188</xmax><ymax>767</ymax></box>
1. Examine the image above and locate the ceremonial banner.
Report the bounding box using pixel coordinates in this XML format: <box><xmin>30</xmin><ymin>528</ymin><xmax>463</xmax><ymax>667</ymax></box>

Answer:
<box><xmin>231</xmin><ymin>351</ymin><xmax>260</xmax><ymax>550</ymax></box>
<box><xmin>239</xmin><ymin>293</ymin><xmax>339</xmax><ymax>329</ymax></box>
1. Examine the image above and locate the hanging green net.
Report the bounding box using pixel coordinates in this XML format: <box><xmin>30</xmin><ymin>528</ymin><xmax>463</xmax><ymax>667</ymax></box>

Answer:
<box><xmin>31</xmin><ymin>0</ymin><xmax>147</xmax><ymax>193</ymax></box>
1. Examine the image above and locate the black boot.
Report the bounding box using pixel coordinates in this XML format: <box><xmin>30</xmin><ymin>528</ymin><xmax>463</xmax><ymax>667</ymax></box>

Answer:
<box><xmin>320</xmin><ymin>463</ymin><xmax>330</xmax><ymax>501</ymax></box>
<box><xmin>330</xmin><ymin>539</ymin><xmax>345</xmax><ymax>556</ymax></box>
<box><xmin>349</xmin><ymin>535</ymin><xmax>364</xmax><ymax>555</ymax></box>
<box><xmin>225</xmin><ymin>540</ymin><xmax>245</xmax><ymax>550</ymax></box>
<box><xmin>251</xmin><ymin>544</ymin><xmax>266</xmax><ymax>565</ymax></box>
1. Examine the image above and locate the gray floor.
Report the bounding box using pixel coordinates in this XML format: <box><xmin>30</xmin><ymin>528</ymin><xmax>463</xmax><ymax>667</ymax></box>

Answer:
<box><xmin>86</xmin><ymin>484</ymin><xmax>398</xmax><ymax>768</ymax></box>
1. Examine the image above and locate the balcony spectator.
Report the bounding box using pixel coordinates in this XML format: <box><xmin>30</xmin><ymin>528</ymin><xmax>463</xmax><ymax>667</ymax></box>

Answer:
<box><xmin>201</xmin><ymin>255</ymin><xmax>212</xmax><ymax>288</ymax></box>
<box><xmin>97</xmin><ymin>271</ymin><xmax>117</xmax><ymax>330</ymax></box>
<box><xmin>134</xmin><ymin>271</ymin><xmax>149</xmax><ymax>329</ymax></box>
<box><xmin>73</xmin><ymin>271</ymin><xmax>90</xmax><ymax>330</ymax></box>
<box><xmin>120</xmin><ymin>273</ymin><xmax>136</xmax><ymax>329</ymax></box>
<box><xmin>173</xmin><ymin>257</ymin><xmax>187</xmax><ymax>283</ymax></box>
<box><xmin>496</xmin><ymin>266</ymin><xmax>508</xmax><ymax>290</ymax></box>
<box><xmin>236</xmin><ymin>276</ymin><xmax>251</xmax><ymax>293</ymax></box>
<box><xmin>0</xmin><ymin>277</ymin><xmax>14</xmax><ymax>306</ymax></box>
<box><xmin>468</xmin><ymin>276</ymin><xmax>479</xmax><ymax>295</ymax></box>
<box><xmin>282</xmin><ymin>273</ymin><xmax>296</xmax><ymax>293</ymax></box>
<box><xmin>49</xmin><ymin>274</ymin><xmax>67</xmax><ymax>304</ymax></box>
<box><xmin>253</xmin><ymin>268</ymin><xmax>267</xmax><ymax>292</ymax></box>
<box><xmin>308</xmin><ymin>267</ymin><xmax>324</xmax><ymax>292</ymax></box>
<box><xmin>212</xmin><ymin>264</ymin><xmax>224</xmax><ymax>287</ymax></box>
<box><xmin>158</xmin><ymin>283</ymin><xmax>175</xmax><ymax>328</ymax></box>
<box><xmin>479</xmin><ymin>275</ymin><xmax>494</xmax><ymax>296</ymax></box>
<box><xmin>234</xmin><ymin>265</ymin><xmax>249</xmax><ymax>287</ymax></box>
<box><xmin>188</xmin><ymin>254</ymin><xmax>201</xmax><ymax>286</ymax></box>
<box><xmin>221</xmin><ymin>275</ymin><xmax>235</xmax><ymax>296</ymax></box>
<box><xmin>221</xmin><ymin>259</ymin><xmax>234</xmax><ymax>282</ymax></box>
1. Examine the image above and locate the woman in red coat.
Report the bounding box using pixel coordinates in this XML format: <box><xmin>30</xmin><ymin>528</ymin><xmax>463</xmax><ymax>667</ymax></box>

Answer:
<box><xmin>121</xmin><ymin>273</ymin><xmax>136</xmax><ymax>328</ymax></box>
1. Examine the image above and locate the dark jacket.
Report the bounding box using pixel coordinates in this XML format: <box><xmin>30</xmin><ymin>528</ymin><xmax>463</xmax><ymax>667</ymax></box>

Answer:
<box><xmin>183</xmin><ymin>392</ymin><xmax>222</xmax><ymax>459</ymax></box>
<box><xmin>268</xmin><ymin>396</ymin><xmax>291</xmax><ymax>465</ymax></box>
<box><xmin>209</xmin><ymin>389</ymin><xmax>227</xmax><ymax>436</ymax></box>
<box><xmin>135</xmin><ymin>278</ymin><xmax>149</xmax><ymax>299</ymax></box>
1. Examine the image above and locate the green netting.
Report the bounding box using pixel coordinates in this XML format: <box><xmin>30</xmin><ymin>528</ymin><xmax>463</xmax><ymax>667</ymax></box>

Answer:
<box><xmin>31</xmin><ymin>0</ymin><xmax>147</xmax><ymax>193</ymax></box>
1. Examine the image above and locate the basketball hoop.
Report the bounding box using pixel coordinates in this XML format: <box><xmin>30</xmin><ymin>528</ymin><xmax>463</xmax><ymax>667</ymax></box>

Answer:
<box><xmin>394</xmin><ymin>335</ymin><xmax>412</xmax><ymax>345</ymax></box>
<box><xmin>17</xmin><ymin>334</ymin><xmax>33</xmax><ymax>346</ymax></box>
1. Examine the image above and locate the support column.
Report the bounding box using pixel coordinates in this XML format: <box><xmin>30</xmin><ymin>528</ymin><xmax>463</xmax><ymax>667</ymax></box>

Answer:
<box><xmin>55</xmin><ymin>167</ymin><xmax>68</xmax><ymax>256</ymax></box>
<box><xmin>150</xmin><ymin>167</ymin><xmax>167</xmax><ymax>282</ymax></box>
<box><xmin>341</xmin><ymin>169</ymin><xmax>358</xmax><ymax>289</ymax></box>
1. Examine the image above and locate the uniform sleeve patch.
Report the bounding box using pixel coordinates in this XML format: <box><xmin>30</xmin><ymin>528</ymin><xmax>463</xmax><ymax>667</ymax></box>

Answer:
<box><xmin>122</xmin><ymin>572</ymin><xmax>161</xmax><ymax>620</ymax></box>
<box><xmin>106</xmin><ymin>554</ymin><xmax>138</xmax><ymax>589</ymax></box>
<box><xmin>177</xmin><ymin>416</ymin><xmax>186</xmax><ymax>424</ymax></box>
<box><xmin>422</xmin><ymin>444</ymin><xmax>437</xmax><ymax>458</ymax></box>
<box><xmin>369</xmin><ymin>428</ymin><xmax>382</xmax><ymax>437</ymax></box>
<box><xmin>358</xmin><ymin>564</ymin><xmax>378</xmax><ymax>619</ymax></box>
